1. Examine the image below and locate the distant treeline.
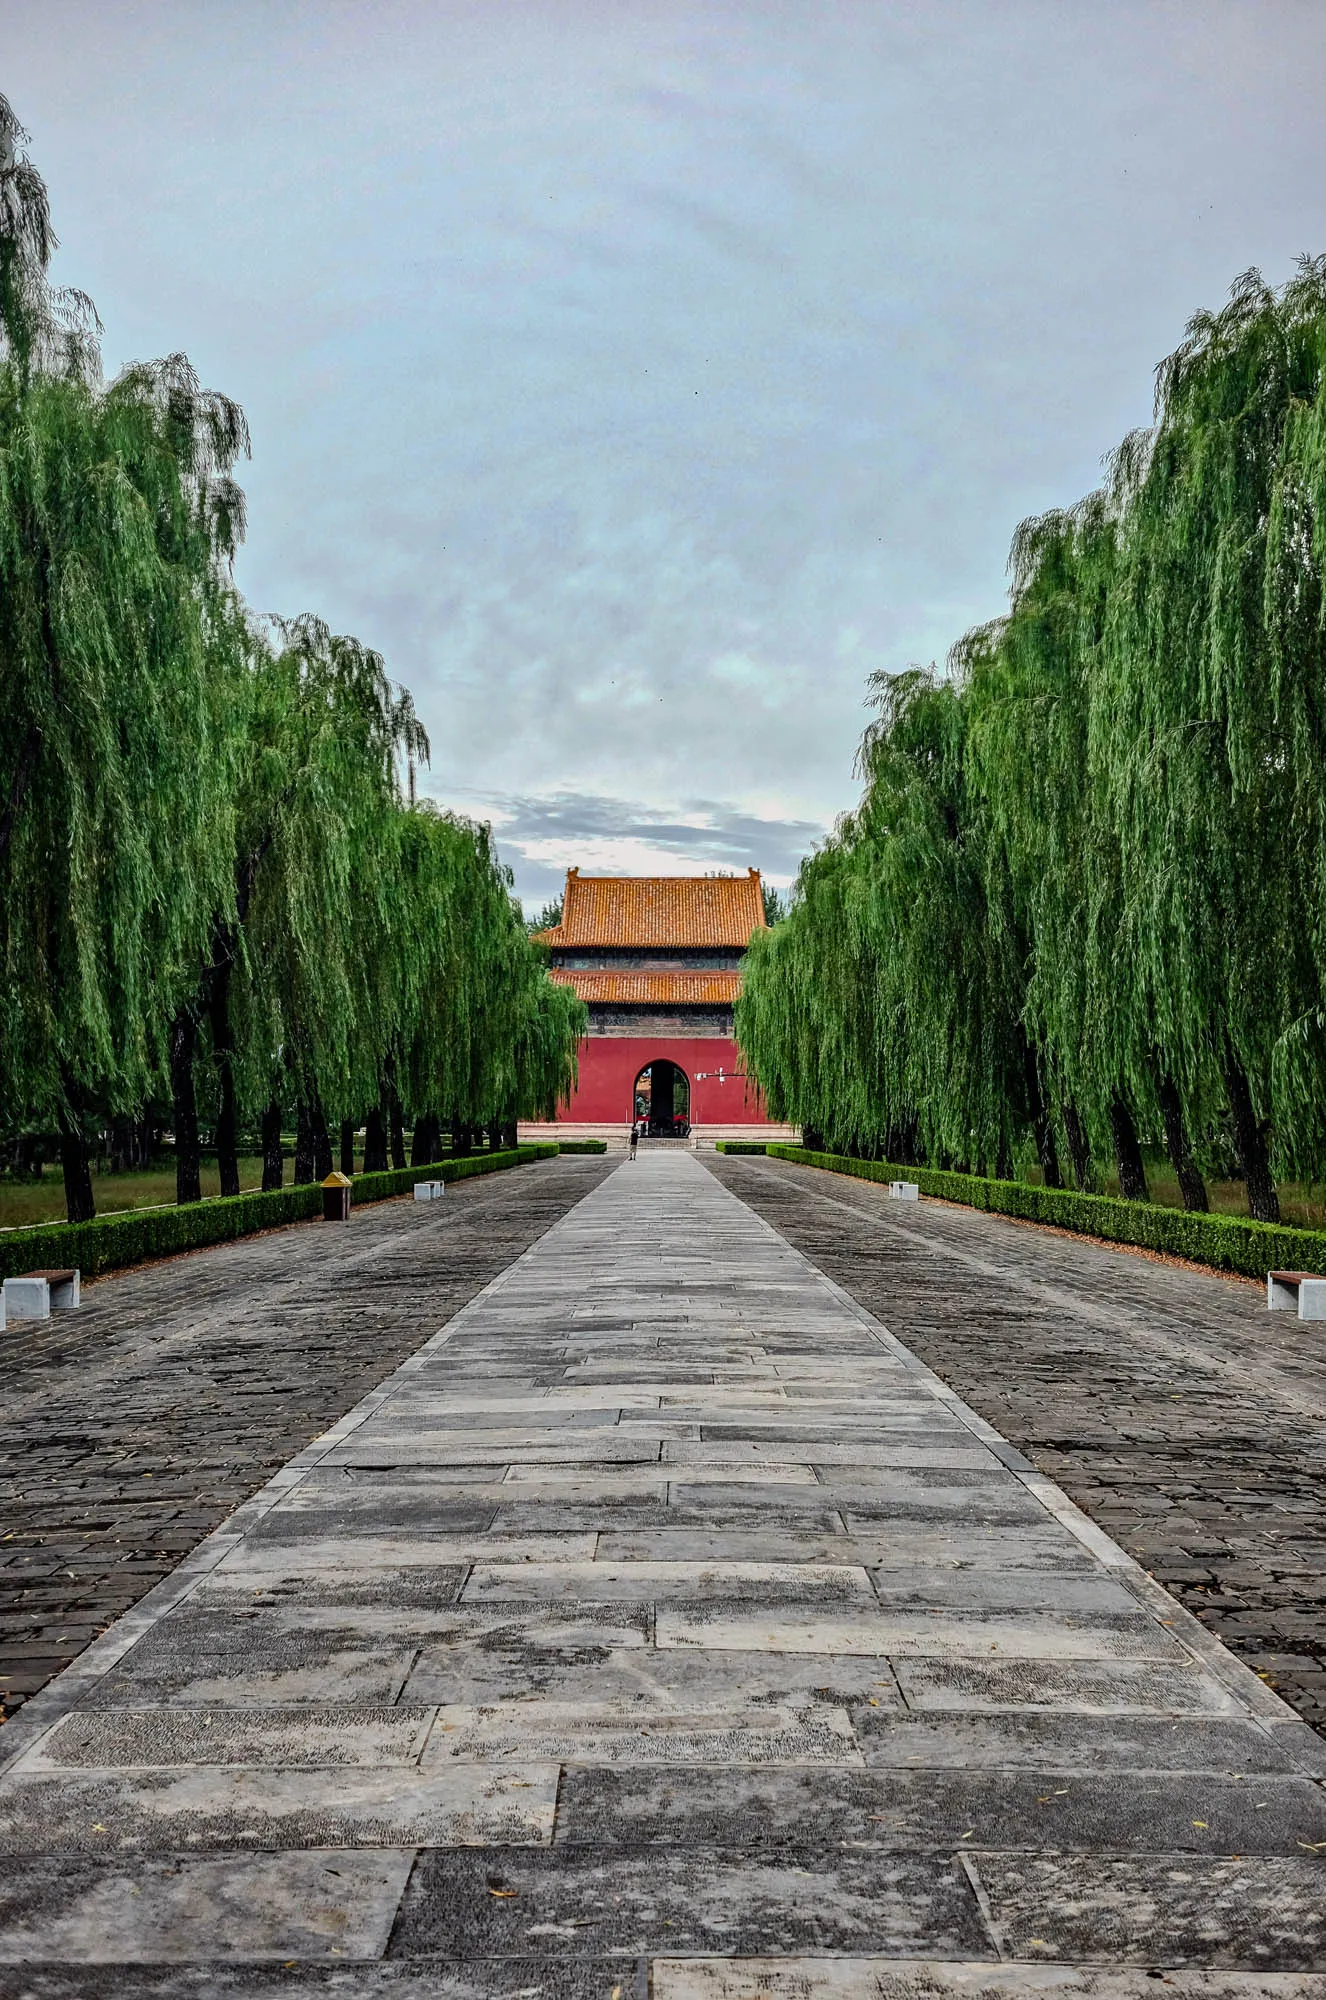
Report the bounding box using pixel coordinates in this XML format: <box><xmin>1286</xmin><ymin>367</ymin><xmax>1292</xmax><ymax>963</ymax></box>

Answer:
<box><xmin>0</xmin><ymin>97</ymin><xmax>584</xmax><ymax>1222</ymax></box>
<box><xmin>737</xmin><ymin>260</ymin><xmax>1326</xmax><ymax>1223</ymax></box>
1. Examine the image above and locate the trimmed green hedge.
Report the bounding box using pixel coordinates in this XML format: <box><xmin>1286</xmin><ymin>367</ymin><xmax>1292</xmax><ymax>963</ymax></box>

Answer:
<box><xmin>0</xmin><ymin>1144</ymin><xmax>558</xmax><ymax>1284</ymax></box>
<box><xmin>715</xmin><ymin>1141</ymin><xmax>767</xmax><ymax>1155</ymax></box>
<box><xmin>765</xmin><ymin>1144</ymin><xmax>1326</xmax><ymax>1282</ymax></box>
<box><xmin>555</xmin><ymin>1139</ymin><xmax>608</xmax><ymax>1154</ymax></box>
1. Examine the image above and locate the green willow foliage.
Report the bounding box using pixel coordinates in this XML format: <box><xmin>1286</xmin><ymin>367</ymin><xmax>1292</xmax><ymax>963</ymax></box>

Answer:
<box><xmin>0</xmin><ymin>97</ymin><xmax>583</xmax><ymax>1219</ymax></box>
<box><xmin>738</xmin><ymin>260</ymin><xmax>1326</xmax><ymax>1223</ymax></box>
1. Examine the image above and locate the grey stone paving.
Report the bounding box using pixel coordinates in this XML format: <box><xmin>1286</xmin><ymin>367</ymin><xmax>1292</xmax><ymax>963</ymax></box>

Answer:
<box><xmin>1</xmin><ymin>1151</ymin><xmax>1324</xmax><ymax>1993</ymax></box>
<box><xmin>707</xmin><ymin>1151</ymin><xmax>1326</xmax><ymax>1732</ymax></box>
<box><xmin>0</xmin><ymin>1153</ymin><xmax>613</xmax><ymax>1719</ymax></box>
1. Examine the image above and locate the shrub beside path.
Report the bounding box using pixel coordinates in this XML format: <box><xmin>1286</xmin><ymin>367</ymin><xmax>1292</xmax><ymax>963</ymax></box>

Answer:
<box><xmin>0</xmin><ymin>1149</ymin><xmax>1323</xmax><ymax>1982</ymax></box>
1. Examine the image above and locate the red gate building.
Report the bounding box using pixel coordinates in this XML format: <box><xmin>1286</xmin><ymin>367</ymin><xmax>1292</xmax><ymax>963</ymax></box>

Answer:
<box><xmin>520</xmin><ymin>868</ymin><xmax>797</xmax><ymax>1146</ymax></box>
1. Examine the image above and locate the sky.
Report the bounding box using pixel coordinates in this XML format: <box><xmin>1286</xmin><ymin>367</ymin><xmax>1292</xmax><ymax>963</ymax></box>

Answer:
<box><xmin>6</xmin><ymin>1</ymin><xmax>1326</xmax><ymax>907</ymax></box>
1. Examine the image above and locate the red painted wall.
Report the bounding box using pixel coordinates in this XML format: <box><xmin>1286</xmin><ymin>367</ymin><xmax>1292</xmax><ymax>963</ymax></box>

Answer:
<box><xmin>556</xmin><ymin>1035</ymin><xmax>773</xmax><ymax>1125</ymax></box>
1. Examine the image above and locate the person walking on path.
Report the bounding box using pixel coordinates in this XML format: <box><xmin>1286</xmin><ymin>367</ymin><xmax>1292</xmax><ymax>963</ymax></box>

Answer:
<box><xmin>629</xmin><ymin>1123</ymin><xmax>639</xmax><ymax>1160</ymax></box>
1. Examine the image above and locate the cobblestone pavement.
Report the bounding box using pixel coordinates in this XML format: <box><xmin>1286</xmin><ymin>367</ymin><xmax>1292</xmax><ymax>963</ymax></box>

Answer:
<box><xmin>708</xmin><ymin>1151</ymin><xmax>1326</xmax><ymax>1740</ymax></box>
<box><xmin>0</xmin><ymin>1154</ymin><xmax>613</xmax><ymax>1723</ymax></box>
<box><xmin>1</xmin><ymin>1150</ymin><xmax>1323</xmax><ymax>1990</ymax></box>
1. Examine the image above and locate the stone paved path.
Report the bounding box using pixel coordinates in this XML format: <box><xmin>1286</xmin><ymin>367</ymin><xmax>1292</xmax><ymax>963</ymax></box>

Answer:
<box><xmin>0</xmin><ymin>1153</ymin><xmax>613</xmax><ymax>1720</ymax></box>
<box><xmin>708</xmin><ymin>1152</ymin><xmax>1326</xmax><ymax>1735</ymax></box>
<box><xmin>1</xmin><ymin>1152</ymin><xmax>1325</xmax><ymax>1993</ymax></box>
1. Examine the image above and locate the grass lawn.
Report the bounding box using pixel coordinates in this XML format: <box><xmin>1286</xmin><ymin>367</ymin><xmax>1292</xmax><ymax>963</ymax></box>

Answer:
<box><xmin>0</xmin><ymin>1157</ymin><xmax>271</xmax><ymax>1230</ymax></box>
<box><xmin>0</xmin><ymin>1136</ymin><xmax>458</xmax><ymax>1229</ymax></box>
<box><xmin>1025</xmin><ymin>1160</ymin><xmax>1326</xmax><ymax>1231</ymax></box>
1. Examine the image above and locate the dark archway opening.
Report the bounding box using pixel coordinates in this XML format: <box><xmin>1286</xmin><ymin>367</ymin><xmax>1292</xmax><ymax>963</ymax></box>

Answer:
<box><xmin>633</xmin><ymin>1060</ymin><xmax>691</xmax><ymax>1137</ymax></box>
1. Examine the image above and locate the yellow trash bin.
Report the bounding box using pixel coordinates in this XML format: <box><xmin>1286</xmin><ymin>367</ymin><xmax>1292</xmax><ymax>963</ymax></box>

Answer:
<box><xmin>321</xmin><ymin>1170</ymin><xmax>352</xmax><ymax>1222</ymax></box>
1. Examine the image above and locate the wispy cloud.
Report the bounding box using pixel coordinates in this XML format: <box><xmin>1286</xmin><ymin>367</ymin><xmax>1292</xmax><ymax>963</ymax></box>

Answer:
<box><xmin>435</xmin><ymin>786</ymin><xmax>825</xmax><ymax>908</ymax></box>
<box><xmin>11</xmin><ymin>0</ymin><xmax>1325</xmax><ymax>892</ymax></box>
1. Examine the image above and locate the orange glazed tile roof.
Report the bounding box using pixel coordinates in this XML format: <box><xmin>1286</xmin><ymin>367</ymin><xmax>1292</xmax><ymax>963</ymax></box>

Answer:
<box><xmin>551</xmin><ymin>969</ymin><xmax>742</xmax><ymax>1006</ymax></box>
<box><xmin>538</xmin><ymin>869</ymin><xmax>766</xmax><ymax>949</ymax></box>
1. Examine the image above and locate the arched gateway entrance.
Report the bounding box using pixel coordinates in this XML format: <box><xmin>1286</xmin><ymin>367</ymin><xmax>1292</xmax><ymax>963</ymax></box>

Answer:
<box><xmin>633</xmin><ymin>1060</ymin><xmax>691</xmax><ymax>1137</ymax></box>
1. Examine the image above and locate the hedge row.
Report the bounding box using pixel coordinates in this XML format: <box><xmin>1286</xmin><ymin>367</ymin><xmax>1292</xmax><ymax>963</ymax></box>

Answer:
<box><xmin>0</xmin><ymin>1144</ymin><xmax>558</xmax><ymax>1284</ymax></box>
<box><xmin>714</xmin><ymin>1141</ymin><xmax>767</xmax><ymax>1155</ymax></box>
<box><xmin>765</xmin><ymin>1144</ymin><xmax>1326</xmax><ymax>1281</ymax></box>
<box><xmin>554</xmin><ymin>1140</ymin><xmax>608</xmax><ymax>1154</ymax></box>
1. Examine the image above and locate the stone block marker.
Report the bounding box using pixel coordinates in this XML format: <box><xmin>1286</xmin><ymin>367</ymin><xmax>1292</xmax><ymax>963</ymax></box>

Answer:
<box><xmin>1</xmin><ymin>1152</ymin><xmax>1323</xmax><ymax>1988</ymax></box>
<box><xmin>412</xmin><ymin>1180</ymin><xmax>445</xmax><ymax>1201</ymax></box>
<box><xmin>890</xmin><ymin>1180</ymin><xmax>920</xmax><ymax>1201</ymax></box>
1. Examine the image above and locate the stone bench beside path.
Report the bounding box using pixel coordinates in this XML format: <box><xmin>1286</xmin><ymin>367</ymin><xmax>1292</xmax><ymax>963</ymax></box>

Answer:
<box><xmin>1</xmin><ymin>1267</ymin><xmax>80</xmax><ymax>1328</ymax></box>
<box><xmin>1267</xmin><ymin>1269</ymin><xmax>1326</xmax><ymax>1319</ymax></box>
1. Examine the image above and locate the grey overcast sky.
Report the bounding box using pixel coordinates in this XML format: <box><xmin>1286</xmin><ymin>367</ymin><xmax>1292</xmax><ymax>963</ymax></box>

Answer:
<box><xmin>5</xmin><ymin>2</ymin><xmax>1325</xmax><ymax>905</ymax></box>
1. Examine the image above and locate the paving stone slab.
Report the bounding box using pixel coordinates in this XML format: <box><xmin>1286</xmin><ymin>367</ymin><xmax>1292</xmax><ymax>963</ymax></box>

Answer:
<box><xmin>892</xmin><ymin>1657</ymin><xmax>1246</xmax><ymax>1715</ymax></box>
<box><xmin>548</xmin><ymin>1764</ymin><xmax>1326</xmax><ymax>1853</ymax></box>
<box><xmin>0</xmin><ymin>1764</ymin><xmax>560</xmax><ymax>1854</ymax></box>
<box><xmin>865</xmin><ymin>1573</ymin><xmax>1144</xmax><ymax>1614</ymax></box>
<box><xmin>85</xmin><ymin>1643</ymin><xmax>421</xmax><ymax>1709</ymax></box>
<box><xmin>0</xmin><ymin>1961</ymin><xmax>651</xmax><ymax>2000</ymax></box>
<box><xmin>849</xmin><ymin>1710</ymin><xmax>1317</xmax><ymax>1773</ymax></box>
<box><xmin>25</xmin><ymin>1707</ymin><xmax>436</xmax><ymax>1770</ymax></box>
<box><xmin>387</xmin><ymin>1847</ymin><xmax>990</xmax><ymax>1959</ymax></box>
<box><xmin>657</xmin><ymin>1605</ymin><xmax>1185</xmax><ymax>1660</ymax></box>
<box><xmin>0</xmin><ymin>1851</ymin><xmax>415</xmax><ymax>1961</ymax></box>
<box><xmin>210</xmin><ymin>1534</ymin><xmax>596</xmax><ymax>1568</ymax></box>
<box><xmin>463</xmin><ymin>1561</ymin><xmax>873</xmax><ymax>1605</ymax></box>
<box><xmin>833</xmin><ymin>1526</ymin><xmax>1100</xmax><ymax>1572</ymax></box>
<box><xmin>976</xmin><ymin>1853</ymin><xmax>1326</xmax><ymax>1967</ymax></box>
<box><xmin>241</xmin><ymin>1499</ymin><xmax>500</xmax><ymax>1537</ymax></box>
<box><xmin>194</xmin><ymin>1565</ymin><xmax>471</xmax><ymax>1612</ymax></box>
<box><xmin>652</xmin><ymin>1960</ymin><xmax>1326</xmax><ymax>2000</ymax></box>
<box><xmin>420</xmin><ymin>1702</ymin><xmax>861</xmax><ymax>1766</ymax></box>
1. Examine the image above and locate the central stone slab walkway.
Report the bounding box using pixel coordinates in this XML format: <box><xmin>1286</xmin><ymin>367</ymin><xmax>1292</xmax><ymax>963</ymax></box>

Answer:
<box><xmin>1</xmin><ymin>1152</ymin><xmax>1324</xmax><ymax>1993</ymax></box>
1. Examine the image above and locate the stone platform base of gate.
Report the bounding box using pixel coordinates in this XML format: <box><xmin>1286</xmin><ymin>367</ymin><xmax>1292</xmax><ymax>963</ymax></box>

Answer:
<box><xmin>518</xmin><ymin>1121</ymin><xmax>801</xmax><ymax>1151</ymax></box>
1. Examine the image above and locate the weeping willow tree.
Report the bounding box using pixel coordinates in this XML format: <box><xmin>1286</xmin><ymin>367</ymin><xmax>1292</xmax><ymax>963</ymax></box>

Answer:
<box><xmin>386</xmin><ymin>804</ymin><xmax>585</xmax><ymax>1164</ymax></box>
<box><xmin>740</xmin><ymin>258</ymin><xmax>1326</xmax><ymax>1213</ymax></box>
<box><xmin>1</xmin><ymin>95</ymin><xmax>584</xmax><ymax>1217</ymax></box>
<box><xmin>0</xmin><ymin>97</ymin><xmax>248</xmax><ymax>1221</ymax></box>
<box><xmin>191</xmin><ymin>632</ymin><xmax>583</xmax><ymax>1196</ymax></box>
<box><xmin>1094</xmin><ymin>261</ymin><xmax>1326</xmax><ymax>1220</ymax></box>
<box><xmin>187</xmin><ymin>612</ymin><xmax>430</xmax><ymax>1198</ymax></box>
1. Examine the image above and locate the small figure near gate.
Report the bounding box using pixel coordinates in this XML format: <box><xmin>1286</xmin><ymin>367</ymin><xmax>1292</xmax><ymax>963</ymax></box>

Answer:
<box><xmin>629</xmin><ymin>1123</ymin><xmax>639</xmax><ymax>1160</ymax></box>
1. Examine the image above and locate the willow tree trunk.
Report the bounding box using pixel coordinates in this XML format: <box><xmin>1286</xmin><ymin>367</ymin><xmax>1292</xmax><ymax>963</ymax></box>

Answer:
<box><xmin>363</xmin><ymin>1107</ymin><xmax>388</xmax><ymax>1173</ymax></box>
<box><xmin>109</xmin><ymin>1115</ymin><xmax>135</xmax><ymax>1174</ymax></box>
<box><xmin>58</xmin><ymin>1104</ymin><xmax>95</xmax><ymax>1224</ymax></box>
<box><xmin>311</xmin><ymin>1102</ymin><xmax>333</xmax><ymax>1182</ymax></box>
<box><xmin>411</xmin><ymin>1115</ymin><xmax>437</xmax><ymax>1167</ymax></box>
<box><xmin>208</xmin><ymin>958</ymin><xmax>241</xmax><ymax>1198</ymax></box>
<box><xmin>170</xmin><ymin>1010</ymin><xmax>202</xmax><ymax>1205</ymax></box>
<box><xmin>1017</xmin><ymin>1034</ymin><xmax>1062</xmax><ymax>1187</ymax></box>
<box><xmin>1223</xmin><ymin>1046</ymin><xmax>1279</xmax><ymax>1224</ymax></box>
<box><xmin>261</xmin><ymin>1099</ymin><xmax>284</xmax><ymax>1191</ymax></box>
<box><xmin>340</xmin><ymin>1119</ymin><xmax>356</xmax><ymax>1177</ymax></box>
<box><xmin>1061</xmin><ymin>1100</ymin><xmax>1095</xmax><ymax>1193</ymax></box>
<box><xmin>1157</xmin><ymin>1075</ymin><xmax>1208</xmax><ymax>1212</ymax></box>
<box><xmin>294</xmin><ymin>1102</ymin><xmax>316</xmax><ymax>1186</ymax></box>
<box><xmin>389</xmin><ymin>1097</ymin><xmax>406</xmax><ymax>1171</ymax></box>
<box><xmin>1108</xmin><ymin>1096</ymin><xmax>1149</xmax><ymax>1202</ymax></box>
